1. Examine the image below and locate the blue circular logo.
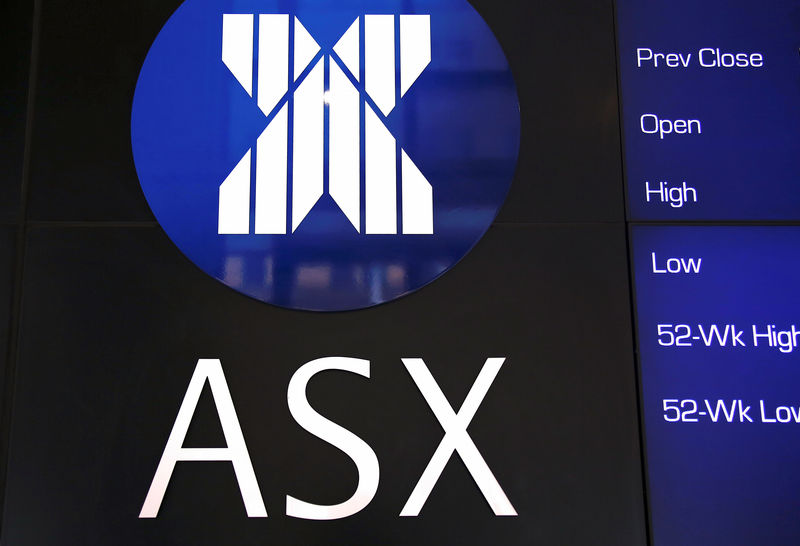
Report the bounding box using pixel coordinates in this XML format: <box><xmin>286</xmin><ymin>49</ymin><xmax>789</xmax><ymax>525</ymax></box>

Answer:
<box><xmin>132</xmin><ymin>0</ymin><xmax>520</xmax><ymax>311</ymax></box>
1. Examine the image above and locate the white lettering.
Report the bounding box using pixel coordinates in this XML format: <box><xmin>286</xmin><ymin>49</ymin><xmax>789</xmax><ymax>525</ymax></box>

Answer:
<box><xmin>400</xmin><ymin>358</ymin><xmax>516</xmax><ymax>517</ymax></box>
<box><xmin>139</xmin><ymin>359</ymin><xmax>267</xmax><ymax>518</ymax></box>
<box><xmin>286</xmin><ymin>357</ymin><xmax>380</xmax><ymax>520</ymax></box>
<box><xmin>641</xmin><ymin>114</ymin><xmax>701</xmax><ymax>139</ymax></box>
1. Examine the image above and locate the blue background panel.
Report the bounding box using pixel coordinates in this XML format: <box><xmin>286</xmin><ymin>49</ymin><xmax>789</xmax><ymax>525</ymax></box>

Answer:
<box><xmin>633</xmin><ymin>226</ymin><xmax>800</xmax><ymax>545</ymax></box>
<box><xmin>618</xmin><ymin>0</ymin><xmax>800</xmax><ymax>220</ymax></box>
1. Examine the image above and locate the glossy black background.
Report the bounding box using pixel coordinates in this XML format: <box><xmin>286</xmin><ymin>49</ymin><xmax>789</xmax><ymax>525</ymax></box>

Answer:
<box><xmin>0</xmin><ymin>0</ymin><xmax>31</xmax><ymax>222</ymax></box>
<box><xmin>0</xmin><ymin>0</ymin><xmax>646</xmax><ymax>544</ymax></box>
<box><xmin>22</xmin><ymin>0</ymin><xmax>624</xmax><ymax>223</ymax></box>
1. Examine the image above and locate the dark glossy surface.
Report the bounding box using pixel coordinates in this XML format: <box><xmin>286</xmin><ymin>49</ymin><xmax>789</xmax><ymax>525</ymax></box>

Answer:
<box><xmin>0</xmin><ymin>228</ymin><xmax>17</xmax><ymax>408</ymax></box>
<box><xmin>0</xmin><ymin>0</ymin><xmax>32</xmax><ymax>221</ymax></box>
<box><xmin>26</xmin><ymin>0</ymin><xmax>623</xmax><ymax>224</ymax></box>
<box><xmin>25</xmin><ymin>0</ymin><xmax>179</xmax><ymax>221</ymax></box>
<box><xmin>2</xmin><ymin>224</ymin><xmax>644</xmax><ymax>545</ymax></box>
<box><xmin>488</xmin><ymin>0</ymin><xmax>623</xmax><ymax>223</ymax></box>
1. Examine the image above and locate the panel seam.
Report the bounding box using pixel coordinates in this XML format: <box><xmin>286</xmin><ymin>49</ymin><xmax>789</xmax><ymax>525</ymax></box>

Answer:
<box><xmin>0</xmin><ymin>0</ymin><xmax>43</xmax><ymax>535</ymax></box>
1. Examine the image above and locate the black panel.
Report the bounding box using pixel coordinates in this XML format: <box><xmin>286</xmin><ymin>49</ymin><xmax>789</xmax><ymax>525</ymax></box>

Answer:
<box><xmin>486</xmin><ymin>0</ymin><xmax>624</xmax><ymax>223</ymax></box>
<box><xmin>0</xmin><ymin>228</ymin><xmax>17</xmax><ymax>405</ymax></box>
<box><xmin>25</xmin><ymin>0</ymin><xmax>182</xmax><ymax>221</ymax></box>
<box><xmin>0</xmin><ymin>0</ymin><xmax>33</xmax><ymax>221</ymax></box>
<box><xmin>2</xmin><ymin>224</ymin><xmax>644</xmax><ymax>545</ymax></box>
<box><xmin>25</xmin><ymin>0</ymin><xmax>623</xmax><ymax>224</ymax></box>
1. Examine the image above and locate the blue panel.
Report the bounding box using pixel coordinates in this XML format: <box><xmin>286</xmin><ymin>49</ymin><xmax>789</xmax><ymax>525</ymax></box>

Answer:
<box><xmin>131</xmin><ymin>0</ymin><xmax>519</xmax><ymax>311</ymax></box>
<box><xmin>617</xmin><ymin>0</ymin><xmax>800</xmax><ymax>220</ymax></box>
<box><xmin>633</xmin><ymin>226</ymin><xmax>800</xmax><ymax>545</ymax></box>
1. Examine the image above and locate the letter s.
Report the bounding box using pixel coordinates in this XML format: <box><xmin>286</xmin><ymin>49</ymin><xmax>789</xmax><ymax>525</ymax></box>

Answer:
<box><xmin>286</xmin><ymin>357</ymin><xmax>380</xmax><ymax>519</ymax></box>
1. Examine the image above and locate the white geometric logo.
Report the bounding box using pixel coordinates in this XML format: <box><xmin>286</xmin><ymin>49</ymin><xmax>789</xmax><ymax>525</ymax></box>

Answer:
<box><xmin>219</xmin><ymin>14</ymin><xmax>433</xmax><ymax>235</ymax></box>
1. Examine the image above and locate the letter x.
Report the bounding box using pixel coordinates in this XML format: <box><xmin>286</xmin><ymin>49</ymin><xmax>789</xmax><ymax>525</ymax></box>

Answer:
<box><xmin>219</xmin><ymin>14</ymin><xmax>433</xmax><ymax>235</ymax></box>
<box><xmin>401</xmin><ymin>358</ymin><xmax>517</xmax><ymax>516</ymax></box>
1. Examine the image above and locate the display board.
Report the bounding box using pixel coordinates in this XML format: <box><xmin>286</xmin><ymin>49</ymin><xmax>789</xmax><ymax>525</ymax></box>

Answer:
<box><xmin>0</xmin><ymin>0</ymin><xmax>797</xmax><ymax>544</ymax></box>
<box><xmin>617</xmin><ymin>1</ymin><xmax>800</xmax><ymax>544</ymax></box>
<box><xmin>617</xmin><ymin>0</ymin><xmax>800</xmax><ymax>220</ymax></box>
<box><xmin>632</xmin><ymin>227</ymin><xmax>800</xmax><ymax>544</ymax></box>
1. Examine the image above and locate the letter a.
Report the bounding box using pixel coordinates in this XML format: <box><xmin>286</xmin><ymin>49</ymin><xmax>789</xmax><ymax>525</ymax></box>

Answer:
<box><xmin>139</xmin><ymin>359</ymin><xmax>267</xmax><ymax>518</ymax></box>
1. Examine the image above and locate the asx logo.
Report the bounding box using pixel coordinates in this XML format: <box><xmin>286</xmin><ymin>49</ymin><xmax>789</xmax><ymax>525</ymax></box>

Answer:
<box><xmin>140</xmin><ymin>357</ymin><xmax>517</xmax><ymax>519</ymax></box>
<box><xmin>131</xmin><ymin>0</ymin><xmax>520</xmax><ymax>310</ymax></box>
<box><xmin>219</xmin><ymin>15</ymin><xmax>433</xmax><ymax>235</ymax></box>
